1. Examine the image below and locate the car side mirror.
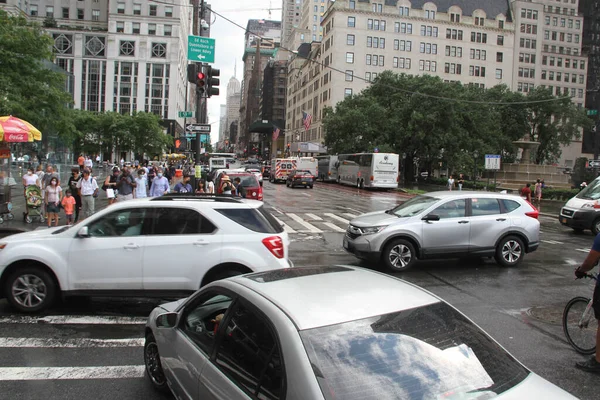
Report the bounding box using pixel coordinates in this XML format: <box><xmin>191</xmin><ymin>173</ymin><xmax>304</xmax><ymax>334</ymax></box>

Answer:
<box><xmin>156</xmin><ymin>312</ymin><xmax>178</xmax><ymax>329</ymax></box>
<box><xmin>77</xmin><ymin>226</ymin><xmax>90</xmax><ymax>237</ymax></box>
<box><xmin>422</xmin><ymin>214</ymin><xmax>440</xmax><ymax>222</ymax></box>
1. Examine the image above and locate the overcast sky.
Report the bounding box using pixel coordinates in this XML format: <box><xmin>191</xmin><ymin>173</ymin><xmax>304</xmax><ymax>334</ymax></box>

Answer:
<box><xmin>205</xmin><ymin>1</ymin><xmax>278</xmax><ymax>145</ymax></box>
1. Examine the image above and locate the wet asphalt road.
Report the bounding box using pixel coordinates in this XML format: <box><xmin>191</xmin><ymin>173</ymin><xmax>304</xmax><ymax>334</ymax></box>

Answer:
<box><xmin>0</xmin><ymin>181</ymin><xmax>598</xmax><ymax>399</ymax></box>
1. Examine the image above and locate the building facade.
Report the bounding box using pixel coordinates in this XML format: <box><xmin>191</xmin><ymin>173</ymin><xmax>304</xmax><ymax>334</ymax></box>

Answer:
<box><xmin>579</xmin><ymin>0</ymin><xmax>600</xmax><ymax>157</ymax></box>
<box><xmin>282</xmin><ymin>0</ymin><xmax>302</xmax><ymax>50</ymax></box>
<box><xmin>224</xmin><ymin>75</ymin><xmax>241</xmax><ymax>151</ymax></box>
<box><xmin>218</xmin><ymin>104</ymin><xmax>227</xmax><ymax>147</ymax></box>
<box><xmin>2</xmin><ymin>0</ymin><xmax>194</xmax><ymax>141</ymax></box>
<box><xmin>261</xmin><ymin>60</ymin><xmax>288</xmax><ymax>156</ymax></box>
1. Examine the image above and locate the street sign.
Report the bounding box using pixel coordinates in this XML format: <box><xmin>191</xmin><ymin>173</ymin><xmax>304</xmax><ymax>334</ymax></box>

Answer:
<box><xmin>186</xmin><ymin>124</ymin><xmax>211</xmax><ymax>133</ymax></box>
<box><xmin>188</xmin><ymin>35</ymin><xmax>216</xmax><ymax>63</ymax></box>
<box><xmin>485</xmin><ymin>154</ymin><xmax>501</xmax><ymax>170</ymax></box>
<box><xmin>178</xmin><ymin>111</ymin><xmax>193</xmax><ymax>118</ymax></box>
<box><xmin>587</xmin><ymin>109</ymin><xmax>598</xmax><ymax>116</ymax></box>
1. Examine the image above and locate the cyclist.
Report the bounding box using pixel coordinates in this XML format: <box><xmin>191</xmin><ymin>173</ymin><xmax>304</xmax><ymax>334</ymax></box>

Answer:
<box><xmin>574</xmin><ymin>233</ymin><xmax>600</xmax><ymax>372</ymax></box>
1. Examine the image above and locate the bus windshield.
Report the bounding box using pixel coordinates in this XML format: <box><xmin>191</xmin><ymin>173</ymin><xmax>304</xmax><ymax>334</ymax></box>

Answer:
<box><xmin>577</xmin><ymin>178</ymin><xmax>600</xmax><ymax>200</ymax></box>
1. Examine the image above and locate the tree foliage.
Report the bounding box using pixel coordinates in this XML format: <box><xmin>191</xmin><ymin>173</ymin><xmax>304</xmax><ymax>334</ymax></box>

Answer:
<box><xmin>323</xmin><ymin>72</ymin><xmax>591</xmax><ymax>180</ymax></box>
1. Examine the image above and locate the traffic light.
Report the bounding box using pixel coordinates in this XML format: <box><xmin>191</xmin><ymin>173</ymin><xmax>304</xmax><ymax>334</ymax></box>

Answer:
<box><xmin>187</xmin><ymin>64</ymin><xmax>196</xmax><ymax>83</ymax></box>
<box><xmin>206</xmin><ymin>66</ymin><xmax>220</xmax><ymax>97</ymax></box>
<box><xmin>196</xmin><ymin>66</ymin><xmax>207</xmax><ymax>95</ymax></box>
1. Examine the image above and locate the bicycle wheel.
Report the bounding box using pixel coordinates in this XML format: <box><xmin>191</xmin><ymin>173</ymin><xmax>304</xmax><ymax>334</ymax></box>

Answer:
<box><xmin>562</xmin><ymin>296</ymin><xmax>597</xmax><ymax>355</ymax></box>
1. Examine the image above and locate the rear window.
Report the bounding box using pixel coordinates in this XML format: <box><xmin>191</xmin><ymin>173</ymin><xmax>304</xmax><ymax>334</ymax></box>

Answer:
<box><xmin>216</xmin><ymin>207</ymin><xmax>283</xmax><ymax>233</ymax></box>
<box><xmin>300</xmin><ymin>302</ymin><xmax>529</xmax><ymax>400</ymax></box>
<box><xmin>230</xmin><ymin>175</ymin><xmax>259</xmax><ymax>187</ymax></box>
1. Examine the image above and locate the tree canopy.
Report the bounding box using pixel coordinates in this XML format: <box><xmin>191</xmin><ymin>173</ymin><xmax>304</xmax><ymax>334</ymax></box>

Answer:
<box><xmin>323</xmin><ymin>72</ymin><xmax>591</xmax><ymax>180</ymax></box>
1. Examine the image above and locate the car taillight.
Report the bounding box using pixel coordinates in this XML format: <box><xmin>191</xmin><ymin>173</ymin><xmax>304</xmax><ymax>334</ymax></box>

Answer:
<box><xmin>262</xmin><ymin>236</ymin><xmax>284</xmax><ymax>258</ymax></box>
<box><xmin>525</xmin><ymin>200</ymin><xmax>539</xmax><ymax>219</ymax></box>
<box><xmin>370</xmin><ymin>175</ymin><xmax>374</xmax><ymax>181</ymax></box>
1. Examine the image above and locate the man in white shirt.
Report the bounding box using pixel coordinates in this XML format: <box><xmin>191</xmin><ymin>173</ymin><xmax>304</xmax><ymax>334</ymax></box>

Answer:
<box><xmin>76</xmin><ymin>169</ymin><xmax>99</xmax><ymax>219</ymax></box>
<box><xmin>84</xmin><ymin>156</ymin><xmax>93</xmax><ymax>171</ymax></box>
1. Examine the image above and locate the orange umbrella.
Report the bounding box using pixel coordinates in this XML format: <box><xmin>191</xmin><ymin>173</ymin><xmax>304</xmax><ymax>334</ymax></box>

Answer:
<box><xmin>0</xmin><ymin>116</ymin><xmax>42</xmax><ymax>142</ymax></box>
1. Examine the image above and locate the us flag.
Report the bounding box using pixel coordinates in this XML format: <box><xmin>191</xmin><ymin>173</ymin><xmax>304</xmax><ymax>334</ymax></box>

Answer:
<box><xmin>272</xmin><ymin>126</ymin><xmax>280</xmax><ymax>141</ymax></box>
<box><xmin>302</xmin><ymin>111</ymin><xmax>312</xmax><ymax>131</ymax></box>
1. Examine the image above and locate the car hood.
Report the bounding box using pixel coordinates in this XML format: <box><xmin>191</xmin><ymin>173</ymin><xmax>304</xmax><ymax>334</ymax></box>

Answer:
<box><xmin>2</xmin><ymin>226</ymin><xmax>69</xmax><ymax>242</ymax></box>
<box><xmin>157</xmin><ymin>298</ymin><xmax>188</xmax><ymax>313</ymax></box>
<box><xmin>350</xmin><ymin>210</ymin><xmax>400</xmax><ymax>227</ymax></box>
<box><xmin>498</xmin><ymin>373</ymin><xmax>576</xmax><ymax>399</ymax></box>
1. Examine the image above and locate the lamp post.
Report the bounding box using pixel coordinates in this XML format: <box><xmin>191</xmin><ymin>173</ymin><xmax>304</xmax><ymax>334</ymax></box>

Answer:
<box><xmin>473</xmin><ymin>151</ymin><xmax>479</xmax><ymax>189</ymax></box>
<box><xmin>401</xmin><ymin>153</ymin><xmax>407</xmax><ymax>187</ymax></box>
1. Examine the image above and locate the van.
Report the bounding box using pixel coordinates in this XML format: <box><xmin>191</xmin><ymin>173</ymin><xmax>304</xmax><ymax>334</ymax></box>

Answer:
<box><xmin>559</xmin><ymin>177</ymin><xmax>600</xmax><ymax>234</ymax></box>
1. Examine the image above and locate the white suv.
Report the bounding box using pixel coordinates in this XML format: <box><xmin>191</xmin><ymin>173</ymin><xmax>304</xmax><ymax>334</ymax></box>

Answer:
<box><xmin>0</xmin><ymin>195</ymin><xmax>291</xmax><ymax>312</ymax></box>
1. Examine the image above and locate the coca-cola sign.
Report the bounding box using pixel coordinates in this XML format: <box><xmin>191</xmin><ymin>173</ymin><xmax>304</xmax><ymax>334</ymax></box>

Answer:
<box><xmin>4</xmin><ymin>132</ymin><xmax>28</xmax><ymax>142</ymax></box>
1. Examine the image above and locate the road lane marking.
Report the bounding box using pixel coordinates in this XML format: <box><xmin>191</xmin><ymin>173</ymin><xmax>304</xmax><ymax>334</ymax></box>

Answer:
<box><xmin>343</xmin><ymin>213</ymin><xmax>358</xmax><ymax>219</ymax></box>
<box><xmin>273</xmin><ymin>216</ymin><xmax>296</xmax><ymax>234</ymax></box>
<box><xmin>323</xmin><ymin>222</ymin><xmax>346</xmax><ymax>233</ymax></box>
<box><xmin>0</xmin><ymin>315</ymin><xmax>147</xmax><ymax>325</ymax></box>
<box><xmin>0</xmin><ymin>366</ymin><xmax>145</xmax><ymax>381</ymax></box>
<box><xmin>0</xmin><ymin>337</ymin><xmax>144</xmax><ymax>348</ymax></box>
<box><xmin>541</xmin><ymin>240</ymin><xmax>564</xmax><ymax>245</ymax></box>
<box><xmin>565</xmin><ymin>259</ymin><xmax>579</xmax><ymax>265</ymax></box>
<box><xmin>324</xmin><ymin>213</ymin><xmax>349</xmax><ymax>224</ymax></box>
<box><xmin>344</xmin><ymin>207</ymin><xmax>362</xmax><ymax>214</ymax></box>
<box><xmin>287</xmin><ymin>213</ymin><xmax>322</xmax><ymax>233</ymax></box>
<box><xmin>305</xmin><ymin>213</ymin><xmax>323</xmax><ymax>221</ymax></box>
<box><xmin>301</xmin><ymin>192</ymin><xmax>311</xmax><ymax>197</ymax></box>
<box><xmin>576</xmin><ymin>249</ymin><xmax>590</xmax><ymax>253</ymax></box>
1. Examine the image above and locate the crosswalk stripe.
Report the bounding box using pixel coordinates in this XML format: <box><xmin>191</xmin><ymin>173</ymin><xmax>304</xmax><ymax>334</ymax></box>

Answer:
<box><xmin>0</xmin><ymin>337</ymin><xmax>144</xmax><ymax>348</ymax></box>
<box><xmin>288</xmin><ymin>213</ymin><xmax>321</xmax><ymax>233</ymax></box>
<box><xmin>324</xmin><ymin>213</ymin><xmax>349</xmax><ymax>224</ymax></box>
<box><xmin>305</xmin><ymin>213</ymin><xmax>323</xmax><ymax>221</ymax></box>
<box><xmin>323</xmin><ymin>222</ymin><xmax>346</xmax><ymax>233</ymax></box>
<box><xmin>0</xmin><ymin>366</ymin><xmax>145</xmax><ymax>381</ymax></box>
<box><xmin>576</xmin><ymin>249</ymin><xmax>590</xmax><ymax>253</ymax></box>
<box><xmin>541</xmin><ymin>240</ymin><xmax>564</xmax><ymax>245</ymax></box>
<box><xmin>273</xmin><ymin>216</ymin><xmax>296</xmax><ymax>234</ymax></box>
<box><xmin>0</xmin><ymin>315</ymin><xmax>147</xmax><ymax>325</ymax></box>
<box><xmin>343</xmin><ymin>213</ymin><xmax>357</xmax><ymax>219</ymax></box>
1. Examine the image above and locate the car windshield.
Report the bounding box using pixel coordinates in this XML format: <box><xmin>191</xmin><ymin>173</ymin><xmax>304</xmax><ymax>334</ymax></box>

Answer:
<box><xmin>577</xmin><ymin>178</ymin><xmax>600</xmax><ymax>200</ymax></box>
<box><xmin>390</xmin><ymin>195</ymin><xmax>439</xmax><ymax>217</ymax></box>
<box><xmin>300</xmin><ymin>302</ymin><xmax>529</xmax><ymax>400</ymax></box>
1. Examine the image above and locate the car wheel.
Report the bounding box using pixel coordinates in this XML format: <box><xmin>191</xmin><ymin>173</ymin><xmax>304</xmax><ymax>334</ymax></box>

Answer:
<box><xmin>592</xmin><ymin>218</ymin><xmax>600</xmax><ymax>235</ymax></box>
<box><xmin>309</xmin><ymin>185</ymin><xmax>314</xmax><ymax>189</ymax></box>
<box><xmin>495</xmin><ymin>235</ymin><xmax>525</xmax><ymax>267</ymax></box>
<box><xmin>144</xmin><ymin>333</ymin><xmax>168</xmax><ymax>393</ymax></box>
<box><xmin>382</xmin><ymin>239</ymin><xmax>417</xmax><ymax>272</ymax></box>
<box><xmin>4</xmin><ymin>267</ymin><xmax>57</xmax><ymax>312</ymax></box>
<box><xmin>209</xmin><ymin>270</ymin><xmax>245</xmax><ymax>283</ymax></box>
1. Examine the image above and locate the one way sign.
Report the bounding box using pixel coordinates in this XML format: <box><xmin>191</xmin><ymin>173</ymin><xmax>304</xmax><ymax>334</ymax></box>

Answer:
<box><xmin>187</xmin><ymin>36</ymin><xmax>215</xmax><ymax>63</ymax></box>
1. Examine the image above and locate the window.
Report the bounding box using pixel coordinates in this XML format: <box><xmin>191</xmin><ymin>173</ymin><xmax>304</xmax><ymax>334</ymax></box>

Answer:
<box><xmin>151</xmin><ymin>43</ymin><xmax>167</xmax><ymax>58</ymax></box>
<box><xmin>346</xmin><ymin>52</ymin><xmax>354</xmax><ymax>63</ymax></box>
<box><xmin>432</xmin><ymin>199</ymin><xmax>466</xmax><ymax>219</ymax></box>
<box><xmin>88</xmin><ymin>209</ymin><xmax>152</xmax><ymax>237</ymax></box>
<box><xmin>445</xmin><ymin>46</ymin><xmax>462</xmax><ymax>57</ymax></box>
<box><xmin>344</xmin><ymin>88</ymin><xmax>353</xmax><ymax>98</ymax></box>
<box><xmin>62</xmin><ymin>7</ymin><xmax>69</xmax><ymax>19</ymax></box>
<box><xmin>116</xmin><ymin>22</ymin><xmax>124</xmax><ymax>33</ymax></box>
<box><xmin>46</xmin><ymin>6</ymin><xmax>54</xmax><ymax>17</ymax></box>
<box><xmin>345</xmin><ymin>70</ymin><xmax>353</xmax><ymax>81</ymax></box>
<box><xmin>181</xmin><ymin>292</ymin><xmax>233</xmax><ymax>354</ymax></box>
<box><xmin>165</xmin><ymin>6</ymin><xmax>173</xmax><ymax>17</ymax></box>
<box><xmin>164</xmin><ymin>25</ymin><xmax>172</xmax><ymax>36</ymax></box>
<box><xmin>346</xmin><ymin>34</ymin><xmax>355</xmax><ymax>45</ymax></box>
<box><xmin>379</xmin><ymin>55</ymin><xmax>384</xmax><ymax>66</ymax></box>
<box><xmin>133</xmin><ymin>4</ymin><xmax>141</xmax><ymax>15</ymax></box>
<box><xmin>469</xmin><ymin>49</ymin><xmax>486</xmax><ymax>60</ymax></box>
<box><xmin>117</xmin><ymin>2</ymin><xmax>125</xmax><ymax>14</ymax></box>
<box><xmin>425</xmin><ymin>10</ymin><xmax>435</xmax><ymax>20</ymax></box>
<box><xmin>498</xmin><ymin>20</ymin><xmax>504</xmax><ymax>29</ymax></box>
<box><xmin>77</xmin><ymin>8</ymin><xmax>84</xmax><ymax>19</ymax></box>
<box><xmin>30</xmin><ymin>5</ymin><xmax>38</xmax><ymax>16</ymax></box>
<box><xmin>148</xmin><ymin>23</ymin><xmax>157</xmax><ymax>35</ymax></box>
<box><xmin>496</xmin><ymin>69</ymin><xmax>503</xmax><ymax>79</ymax></box>
<box><xmin>496</xmin><ymin>52</ymin><xmax>503</xmax><ymax>62</ymax></box>
<box><xmin>348</xmin><ymin>16</ymin><xmax>355</xmax><ymax>27</ymax></box>
<box><xmin>471</xmin><ymin>198</ymin><xmax>501</xmax><ymax>216</ymax></box>
<box><xmin>132</xmin><ymin>22</ymin><xmax>140</xmax><ymax>34</ymax></box>
<box><xmin>475</xmin><ymin>17</ymin><xmax>484</xmax><ymax>26</ymax></box>
<box><xmin>120</xmin><ymin>41</ymin><xmax>135</xmax><ymax>56</ymax></box>
<box><xmin>446</xmin><ymin>29</ymin><xmax>463</xmax><ymax>40</ymax></box>
<box><xmin>450</xmin><ymin>13</ymin><xmax>460</xmax><ymax>23</ymax></box>
<box><xmin>470</xmin><ymin>32</ymin><xmax>487</xmax><ymax>43</ymax></box>
<box><xmin>152</xmin><ymin>208</ymin><xmax>215</xmax><ymax>235</ymax></box>
<box><xmin>149</xmin><ymin>4</ymin><xmax>157</xmax><ymax>16</ymax></box>
<box><xmin>92</xmin><ymin>9</ymin><xmax>100</xmax><ymax>21</ymax></box>
<box><xmin>366</xmin><ymin>54</ymin><xmax>372</xmax><ymax>65</ymax></box>
<box><xmin>469</xmin><ymin>66</ymin><xmax>486</xmax><ymax>77</ymax></box>
<box><xmin>497</xmin><ymin>35</ymin><xmax>504</xmax><ymax>46</ymax></box>
<box><xmin>399</xmin><ymin>6</ymin><xmax>409</xmax><ymax>16</ymax></box>
<box><xmin>215</xmin><ymin>301</ymin><xmax>284</xmax><ymax>399</ymax></box>
<box><xmin>444</xmin><ymin>63</ymin><xmax>462</xmax><ymax>75</ymax></box>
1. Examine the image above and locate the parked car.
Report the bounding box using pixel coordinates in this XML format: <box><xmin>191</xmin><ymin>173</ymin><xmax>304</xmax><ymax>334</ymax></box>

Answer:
<box><xmin>144</xmin><ymin>266</ymin><xmax>575</xmax><ymax>400</ymax></box>
<box><xmin>215</xmin><ymin>170</ymin><xmax>263</xmax><ymax>201</ymax></box>
<box><xmin>0</xmin><ymin>196</ymin><xmax>290</xmax><ymax>312</ymax></box>
<box><xmin>344</xmin><ymin>191</ymin><xmax>540</xmax><ymax>271</ymax></box>
<box><xmin>286</xmin><ymin>169</ymin><xmax>314</xmax><ymax>189</ymax></box>
<box><xmin>245</xmin><ymin>168</ymin><xmax>263</xmax><ymax>186</ymax></box>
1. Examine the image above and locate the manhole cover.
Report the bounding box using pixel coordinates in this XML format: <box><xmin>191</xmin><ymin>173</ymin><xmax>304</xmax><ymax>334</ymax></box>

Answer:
<box><xmin>526</xmin><ymin>306</ymin><xmax>563</xmax><ymax>325</ymax></box>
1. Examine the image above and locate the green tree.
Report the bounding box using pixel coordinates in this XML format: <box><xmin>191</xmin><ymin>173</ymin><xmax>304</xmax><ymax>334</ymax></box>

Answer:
<box><xmin>130</xmin><ymin>112</ymin><xmax>172</xmax><ymax>159</ymax></box>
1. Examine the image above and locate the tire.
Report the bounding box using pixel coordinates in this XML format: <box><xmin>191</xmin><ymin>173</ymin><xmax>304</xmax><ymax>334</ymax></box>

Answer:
<box><xmin>592</xmin><ymin>218</ymin><xmax>600</xmax><ymax>235</ymax></box>
<box><xmin>25</xmin><ymin>216</ymin><xmax>32</xmax><ymax>224</ymax></box>
<box><xmin>4</xmin><ymin>267</ymin><xmax>57</xmax><ymax>312</ymax></box>
<box><xmin>563</xmin><ymin>296</ymin><xmax>597</xmax><ymax>355</ymax></box>
<box><xmin>144</xmin><ymin>333</ymin><xmax>169</xmax><ymax>392</ymax></box>
<box><xmin>382</xmin><ymin>239</ymin><xmax>417</xmax><ymax>272</ymax></box>
<box><xmin>208</xmin><ymin>269</ymin><xmax>245</xmax><ymax>285</ymax></box>
<box><xmin>572</xmin><ymin>228</ymin><xmax>585</xmax><ymax>234</ymax></box>
<box><xmin>309</xmin><ymin>185</ymin><xmax>313</xmax><ymax>189</ymax></box>
<box><xmin>495</xmin><ymin>235</ymin><xmax>525</xmax><ymax>267</ymax></box>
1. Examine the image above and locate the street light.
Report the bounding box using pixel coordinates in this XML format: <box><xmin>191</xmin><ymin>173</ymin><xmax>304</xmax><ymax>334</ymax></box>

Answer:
<box><xmin>401</xmin><ymin>153</ymin><xmax>407</xmax><ymax>187</ymax></box>
<box><xmin>473</xmin><ymin>151</ymin><xmax>479</xmax><ymax>189</ymax></box>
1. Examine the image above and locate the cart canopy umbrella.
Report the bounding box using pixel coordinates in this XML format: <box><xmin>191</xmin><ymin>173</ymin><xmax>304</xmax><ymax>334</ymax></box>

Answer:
<box><xmin>0</xmin><ymin>116</ymin><xmax>42</xmax><ymax>142</ymax></box>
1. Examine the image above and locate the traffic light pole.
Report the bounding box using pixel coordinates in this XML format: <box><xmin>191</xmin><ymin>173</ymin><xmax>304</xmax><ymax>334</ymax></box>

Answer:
<box><xmin>192</xmin><ymin>0</ymin><xmax>206</xmax><ymax>189</ymax></box>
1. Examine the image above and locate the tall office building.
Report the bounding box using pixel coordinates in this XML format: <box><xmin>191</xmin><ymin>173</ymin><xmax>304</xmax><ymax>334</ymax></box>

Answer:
<box><xmin>281</xmin><ymin>0</ymin><xmax>302</xmax><ymax>50</ymax></box>
<box><xmin>218</xmin><ymin>104</ymin><xmax>227</xmax><ymax>147</ymax></box>
<box><xmin>225</xmin><ymin>75</ymin><xmax>242</xmax><ymax>150</ymax></box>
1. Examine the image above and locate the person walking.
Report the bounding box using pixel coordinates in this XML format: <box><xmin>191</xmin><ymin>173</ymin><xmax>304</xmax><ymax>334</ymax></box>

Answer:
<box><xmin>173</xmin><ymin>174</ymin><xmax>193</xmax><ymax>193</ymax></box>
<box><xmin>115</xmin><ymin>167</ymin><xmax>136</xmax><ymax>202</ymax></box>
<box><xmin>77</xmin><ymin>154</ymin><xmax>85</xmax><ymax>171</ymax></box>
<box><xmin>534</xmin><ymin>178</ymin><xmax>543</xmax><ymax>207</ymax></box>
<box><xmin>457</xmin><ymin>174</ymin><xmax>464</xmax><ymax>191</ymax></box>
<box><xmin>205</xmin><ymin>177</ymin><xmax>215</xmax><ymax>194</ymax></box>
<box><xmin>149</xmin><ymin>168</ymin><xmax>170</xmax><ymax>197</ymax></box>
<box><xmin>67</xmin><ymin>168</ymin><xmax>82</xmax><ymax>222</ymax></box>
<box><xmin>103</xmin><ymin>167</ymin><xmax>120</xmax><ymax>205</ymax></box>
<box><xmin>61</xmin><ymin>190</ymin><xmax>76</xmax><ymax>225</ymax></box>
<box><xmin>521</xmin><ymin>182</ymin><xmax>532</xmax><ymax>202</ymax></box>
<box><xmin>447</xmin><ymin>175</ymin><xmax>455</xmax><ymax>191</ymax></box>
<box><xmin>77</xmin><ymin>169</ymin><xmax>99</xmax><ymax>219</ymax></box>
<box><xmin>134</xmin><ymin>168</ymin><xmax>148</xmax><ymax>199</ymax></box>
<box><xmin>45</xmin><ymin>177</ymin><xmax>62</xmax><ymax>227</ymax></box>
<box><xmin>41</xmin><ymin>165</ymin><xmax>60</xmax><ymax>219</ymax></box>
<box><xmin>195</xmin><ymin>180</ymin><xmax>205</xmax><ymax>194</ymax></box>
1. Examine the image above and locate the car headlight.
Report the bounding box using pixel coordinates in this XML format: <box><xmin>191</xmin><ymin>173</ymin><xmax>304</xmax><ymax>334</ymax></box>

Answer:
<box><xmin>360</xmin><ymin>226</ymin><xmax>386</xmax><ymax>235</ymax></box>
<box><xmin>582</xmin><ymin>203</ymin><xmax>596</xmax><ymax>209</ymax></box>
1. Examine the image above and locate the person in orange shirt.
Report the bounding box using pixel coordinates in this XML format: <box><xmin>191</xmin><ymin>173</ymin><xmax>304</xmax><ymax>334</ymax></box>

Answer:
<box><xmin>61</xmin><ymin>189</ymin><xmax>77</xmax><ymax>225</ymax></box>
<box><xmin>77</xmin><ymin>154</ymin><xmax>85</xmax><ymax>171</ymax></box>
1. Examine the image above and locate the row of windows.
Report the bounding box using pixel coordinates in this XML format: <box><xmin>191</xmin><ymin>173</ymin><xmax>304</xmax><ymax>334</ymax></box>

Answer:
<box><xmin>541</xmin><ymin>71</ymin><xmax>585</xmax><ymax>84</ymax></box>
<box><xmin>115</xmin><ymin>22</ymin><xmax>172</xmax><ymax>36</ymax></box>
<box><xmin>521</xmin><ymin>9</ymin><xmax>539</xmax><ymax>20</ymax></box>
<box><xmin>539</xmin><ymin>85</ymin><xmax>584</xmax><ymax>99</ymax></box>
<box><xmin>544</xmin><ymin>5</ymin><xmax>577</xmax><ymax>16</ymax></box>
<box><xmin>542</xmin><ymin>56</ymin><xmax>586</xmax><ymax>69</ymax></box>
<box><xmin>544</xmin><ymin>15</ymin><xmax>580</xmax><ymax>29</ymax></box>
<box><xmin>117</xmin><ymin>3</ymin><xmax>173</xmax><ymax>17</ymax></box>
<box><xmin>366</xmin><ymin>36</ymin><xmax>385</xmax><ymax>49</ymax></box>
<box><xmin>365</xmin><ymin>54</ymin><xmax>385</xmax><ymax>66</ymax></box>
<box><xmin>518</xmin><ymin>67</ymin><xmax>535</xmax><ymax>78</ymax></box>
<box><xmin>517</xmin><ymin>82</ymin><xmax>535</xmax><ymax>93</ymax></box>
<box><xmin>520</xmin><ymin>23</ymin><xmax>538</xmax><ymax>34</ymax></box>
<box><xmin>519</xmin><ymin>53</ymin><xmax>537</xmax><ymax>64</ymax></box>
<box><xmin>31</xmin><ymin>5</ymin><xmax>99</xmax><ymax>20</ymax></box>
<box><xmin>420</xmin><ymin>42</ymin><xmax>437</xmax><ymax>54</ymax></box>
<box><xmin>544</xmin><ymin>31</ymin><xmax>580</xmax><ymax>43</ymax></box>
<box><xmin>419</xmin><ymin>60</ymin><xmax>437</xmax><ymax>72</ymax></box>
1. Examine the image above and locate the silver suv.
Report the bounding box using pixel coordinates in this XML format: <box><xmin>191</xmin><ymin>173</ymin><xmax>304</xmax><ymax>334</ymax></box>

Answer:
<box><xmin>343</xmin><ymin>191</ymin><xmax>540</xmax><ymax>271</ymax></box>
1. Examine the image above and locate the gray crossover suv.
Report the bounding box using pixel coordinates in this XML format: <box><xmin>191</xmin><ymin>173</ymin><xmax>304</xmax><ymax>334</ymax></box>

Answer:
<box><xmin>343</xmin><ymin>191</ymin><xmax>540</xmax><ymax>271</ymax></box>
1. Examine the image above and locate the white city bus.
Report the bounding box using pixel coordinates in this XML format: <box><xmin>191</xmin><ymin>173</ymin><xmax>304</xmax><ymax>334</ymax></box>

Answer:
<box><xmin>205</xmin><ymin>152</ymin><xmax>241</xmax><ymax>169</ymax></box>
<box><xmin>336</xmin><ymin>153</ymin><xmax>399</xmax><ymax>189</ymax></box>
<box><xmin>315</xmin><ymin>155</ymin><xmax>339</xmax><ymax>182</ymax></box>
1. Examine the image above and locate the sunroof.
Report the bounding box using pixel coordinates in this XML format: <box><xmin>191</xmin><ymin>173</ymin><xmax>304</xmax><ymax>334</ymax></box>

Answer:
<box><xmin>245</xmin><ymin>266</ymin><xmax>352</xmax><ymax>283</ymax></box>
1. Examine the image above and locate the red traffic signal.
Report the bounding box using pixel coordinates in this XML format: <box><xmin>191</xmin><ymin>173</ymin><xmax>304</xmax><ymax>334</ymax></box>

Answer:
<box><xmin>197</xmin><ymin>72</ymin><xmax>205</xmax><ymax>80</ymax></box>
<box><xmin>196</xmin><ymin>68</ymin><xmax>207</xmax><ymax>93</ymax></box>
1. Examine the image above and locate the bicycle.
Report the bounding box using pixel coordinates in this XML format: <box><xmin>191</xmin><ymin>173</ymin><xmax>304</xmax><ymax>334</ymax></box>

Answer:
<box><xmin>562</xmin><ymin>272</ymin><xmax>598</xmax><ymax>354</ymax></box>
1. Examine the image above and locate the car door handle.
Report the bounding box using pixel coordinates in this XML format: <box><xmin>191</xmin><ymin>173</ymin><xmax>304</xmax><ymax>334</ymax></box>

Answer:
<box><xmin>123</xmin><ymin>244</ymin><xmax>139</xmax><ymax>250</ymax></box>
<box><xmin>194</xmin><ymin>240</ymin><xmax>209</xmax><ymax>246</ymax></box>
<box><xmin>458</xmin><ymin>220</ymin><xmax>469</xmax><ymax>224</ymax></box>
<box><xmin>496</xmin><ymin>218</ymin><xmax>507</xmax><ymax>222</ymax></box>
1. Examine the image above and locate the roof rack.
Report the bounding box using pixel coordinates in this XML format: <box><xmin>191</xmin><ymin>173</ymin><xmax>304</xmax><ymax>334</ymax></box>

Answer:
<box><xmin>151</xmin><ymin>194</ymin><xmax>243</xmax><ymax>203</ymax></box>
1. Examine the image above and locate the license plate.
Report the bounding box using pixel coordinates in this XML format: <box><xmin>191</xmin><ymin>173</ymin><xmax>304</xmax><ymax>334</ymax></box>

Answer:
<box><xmin>302</xmin><ymin>181</ymin><xmax>307</xmax><ymax>184</ymax></box>
<box><xmin>561</xmin><ymin>217</ymin><xmax>567</xmax><ymax>224</ymax></box>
